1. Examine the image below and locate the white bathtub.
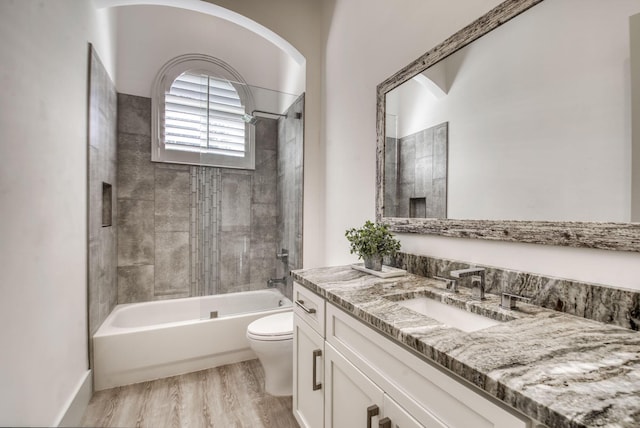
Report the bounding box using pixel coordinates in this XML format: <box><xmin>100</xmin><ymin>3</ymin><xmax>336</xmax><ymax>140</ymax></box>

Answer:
<box><xmin>93</xmin><ymin>289</ymin><xmax>292</xmax><ymax>390</ymax></box>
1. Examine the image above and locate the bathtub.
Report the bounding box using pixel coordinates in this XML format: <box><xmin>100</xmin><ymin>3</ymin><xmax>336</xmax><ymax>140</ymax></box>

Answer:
<box><xmin>93</xmin><ymin>289</ymin><xmax>292</xmax><ymax>390</ymax></box>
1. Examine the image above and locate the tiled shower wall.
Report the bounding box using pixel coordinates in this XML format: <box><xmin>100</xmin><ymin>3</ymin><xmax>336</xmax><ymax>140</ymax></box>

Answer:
<box><xmin>216</xmin><ymin>119</ymin><xmax>279</xmax><ymax>295</ymax></box>
<box><xmin>277</xmin><ymin>95</ymin><xmax>305</xmax><ymax>298</ymax></box>
<box><xmin>88</xmin><ymin>45</ymin><xmax>118</xmax><ymax>343</ymax></box>
<box><xmin>116</xmin><ymin>94</ymin><xmax>284</xmax><ymax>303</ymax></box>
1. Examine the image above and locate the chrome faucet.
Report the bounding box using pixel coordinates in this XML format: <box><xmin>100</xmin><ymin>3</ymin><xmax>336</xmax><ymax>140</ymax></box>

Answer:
<box><xmin>450</xmin><ymin>268</ymin><xmax>485</xmax><ymax>300</ymax></box>
<box><xmin>267</xmin><ymin>277</ymin><xmax>287</xmax><ymax>288</ymax></box>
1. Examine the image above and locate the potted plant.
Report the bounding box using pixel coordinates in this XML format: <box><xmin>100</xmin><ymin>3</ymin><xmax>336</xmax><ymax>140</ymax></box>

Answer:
<box><xmin>345</xmin><ymin>220</ymin><xmax>401</xmax><ymax>271</ymax></box>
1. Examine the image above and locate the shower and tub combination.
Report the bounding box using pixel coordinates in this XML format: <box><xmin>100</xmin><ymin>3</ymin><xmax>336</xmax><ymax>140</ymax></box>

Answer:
<box><xmin>93</xmin><ymin>288</ymin><xmax>292</xmax><ymax>390</ymax></box>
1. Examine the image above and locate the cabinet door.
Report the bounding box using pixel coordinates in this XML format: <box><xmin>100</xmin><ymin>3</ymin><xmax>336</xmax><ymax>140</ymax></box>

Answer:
<box><xmin>293</xmin><ymin>315</ymin><xmax>325</xmax><ymax>428</ymax></box>
<box><xmin>325</xmin><ymin>343</ymin><xmax>384</xmax><ymax>428</ymax></box>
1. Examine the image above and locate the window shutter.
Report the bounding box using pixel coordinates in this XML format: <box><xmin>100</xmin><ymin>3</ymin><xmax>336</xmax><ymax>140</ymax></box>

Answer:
<box><xmin>164</xmin><ymin>72</ymin><xmax>246</xmax><ymax>157</ymax></box>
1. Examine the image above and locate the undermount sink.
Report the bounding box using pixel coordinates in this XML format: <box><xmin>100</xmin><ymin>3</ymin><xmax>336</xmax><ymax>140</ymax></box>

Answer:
<box><xmin>396</xmin><ymin>297</ymin><xmax>503</xmax><ymax>333</ymax></box>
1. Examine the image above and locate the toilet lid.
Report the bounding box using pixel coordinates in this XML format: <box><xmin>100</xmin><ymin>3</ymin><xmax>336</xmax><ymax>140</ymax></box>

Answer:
<box><xmin>247</xmin><ymin>312</ymin><xmax>293</xmax><ymax>341</ymax></box>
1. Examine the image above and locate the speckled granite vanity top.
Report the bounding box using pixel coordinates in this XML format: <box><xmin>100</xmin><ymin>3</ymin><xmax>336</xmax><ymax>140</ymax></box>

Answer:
<box><xmin>291</xmin><ymin>265</ymin><xmax>640</xmax><ymax>428</ymax></box>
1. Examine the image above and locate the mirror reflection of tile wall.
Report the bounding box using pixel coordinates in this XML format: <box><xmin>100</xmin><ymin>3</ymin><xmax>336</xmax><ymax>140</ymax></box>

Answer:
<box><xmin>384</xmin><ymin>122</ymin><xmax>448</xmax><ymax>218</ymax></box>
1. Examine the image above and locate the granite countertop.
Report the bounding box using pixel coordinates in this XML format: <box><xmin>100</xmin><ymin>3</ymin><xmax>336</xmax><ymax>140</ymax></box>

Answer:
<box><xmin>291</xmin><ymin>265</ymin><xmax>640</xmax><ymax>428</ymax></box>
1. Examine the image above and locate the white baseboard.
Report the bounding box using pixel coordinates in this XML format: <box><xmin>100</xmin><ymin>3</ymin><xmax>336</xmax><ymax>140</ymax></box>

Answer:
<box><xmin>56</xmin><ymin>370</ymin><xmax>92</xmax><ymax>427</ymax></box>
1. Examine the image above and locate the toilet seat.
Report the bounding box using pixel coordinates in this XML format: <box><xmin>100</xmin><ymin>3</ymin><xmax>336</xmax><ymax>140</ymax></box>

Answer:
<box><xmin>247</xmin><ymin>312</ymin><xmax>293</xmax><ymax>341</ymax></box>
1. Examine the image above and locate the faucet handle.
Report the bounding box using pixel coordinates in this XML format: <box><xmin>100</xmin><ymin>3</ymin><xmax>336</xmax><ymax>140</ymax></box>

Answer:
<box><xmin>276</xmin><ymin>249</ymin><xmax>289</xmax><ymax>259</ymax></box>
<box><xmin>500</xmin><ymin>293</ymin><xmax>531</xmax><ymax>310</ymax></box>
<box><xmin>471</xmin><ymin>276</ymin><xmax>485</xmax><ymax>300</ymax></box>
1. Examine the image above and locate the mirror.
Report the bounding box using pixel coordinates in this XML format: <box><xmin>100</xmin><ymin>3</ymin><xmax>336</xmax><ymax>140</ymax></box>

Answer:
<box><xmin>377</xmin><ymin>0</ymin><xmax>640</xmax><ymax>251</ymax></box>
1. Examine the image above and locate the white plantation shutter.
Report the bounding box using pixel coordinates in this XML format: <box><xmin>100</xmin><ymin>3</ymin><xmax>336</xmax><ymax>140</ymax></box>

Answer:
<box><xmin>151</xmin><ymin>55</ymin><xmax>255</xmax><ymax>169</ymax></box>
<box><xmin>164</xmin><ymin>72</ymin><xmax>247</xmax><ymax>157</ymax></box>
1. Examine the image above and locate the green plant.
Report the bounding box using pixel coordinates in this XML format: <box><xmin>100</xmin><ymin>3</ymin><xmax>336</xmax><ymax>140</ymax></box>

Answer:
<box><xmin>345</xmin><ymin>220</ymin><xmax>401</xmax><ymax>259</ymax></box>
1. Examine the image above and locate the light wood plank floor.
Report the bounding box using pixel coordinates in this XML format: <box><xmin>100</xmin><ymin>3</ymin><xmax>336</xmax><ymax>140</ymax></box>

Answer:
<box><xmin>81</xmin><ymin>360</ymin><xmax>299</xmax><ymax>428</ymax></box>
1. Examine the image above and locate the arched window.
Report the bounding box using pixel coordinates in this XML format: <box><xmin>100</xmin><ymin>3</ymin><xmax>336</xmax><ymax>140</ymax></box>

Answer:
<box><xmin>152</xmin><ymin>54</ymin><xmax>255</xmax><ymax>169</ymax></box>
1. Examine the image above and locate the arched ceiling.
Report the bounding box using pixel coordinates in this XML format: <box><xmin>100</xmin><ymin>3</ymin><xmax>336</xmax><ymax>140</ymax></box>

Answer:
<box><xmin>94</xmin><ymin>0</ymin><xmax>305</xmax><ymax>66</ymax></box>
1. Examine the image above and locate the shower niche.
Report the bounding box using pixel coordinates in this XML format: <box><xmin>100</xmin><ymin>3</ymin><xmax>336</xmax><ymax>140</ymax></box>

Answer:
<box><xmin>102</xmin><ymin>182</ymin><xmax>112</xmax><ymax>227</ymax></box>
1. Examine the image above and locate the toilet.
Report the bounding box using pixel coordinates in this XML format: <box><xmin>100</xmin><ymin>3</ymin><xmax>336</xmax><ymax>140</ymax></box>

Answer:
<box><xmin>246</xmin><ymin>311</ymin><xmax>293</xmax><ymax>396</ymax></box>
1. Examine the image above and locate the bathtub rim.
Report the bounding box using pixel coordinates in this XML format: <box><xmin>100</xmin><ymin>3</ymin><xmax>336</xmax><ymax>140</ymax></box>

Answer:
<box><xmin>94</xmin><ymin>289</ymin><xmax>292</xmax><ymax>338</ymax></box>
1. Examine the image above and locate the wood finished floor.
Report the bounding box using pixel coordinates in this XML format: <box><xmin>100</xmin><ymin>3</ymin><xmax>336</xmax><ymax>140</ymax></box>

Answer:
<box><xmin>81</xmin><ymin>359</ymin><xmax>299</xmax><ymax>428</ymax></box>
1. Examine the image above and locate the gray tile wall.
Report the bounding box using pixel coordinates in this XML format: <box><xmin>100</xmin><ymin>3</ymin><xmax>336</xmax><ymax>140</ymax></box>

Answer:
<box><xmin>385</xmin><ymin>122</ymin><xmax>448</xmax><ymax>219</ymax></box>
<box><xmin>117</xmin><ymin>94</ymin><xmax>193</xmax><ymax>303</ymax></box>
<box><xmin>117</xmin><ymin>94</ymin><xmax>158</xmax><ymax>303</ymax></box>
<box><xmin>155</xmin><ymin>163</ymin><xmax>190</xmax><ymax>298</ymax></box>
<box><xmin>248</xmin><ymin>119</ymin><xmax>279</xmax><ymax>292</ymax></box>
<box><xmin>88</xmin><ymin>45</ymin><xmax>118</xmax><ymax>357</ymax></box>
<box><xmin>117</xmin><ymin>94</ymin><xmax>285</xmax><ymax>302</ymax></box>
<box><xmin>277</xmin><ymin>95</ymin><xmax>305</xmax><ymax>300</ymax></box>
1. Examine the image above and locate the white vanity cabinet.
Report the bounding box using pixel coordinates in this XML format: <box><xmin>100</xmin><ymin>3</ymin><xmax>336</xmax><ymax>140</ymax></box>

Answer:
<box><xmin>292</xmin><ymin>282</ymin><xmax>533</xmax><ymax>428</ymax></box>
<box><xmin>293</xmin><ymin>283</ymin><xmax>326</xmax><ymax>428</ymax></box>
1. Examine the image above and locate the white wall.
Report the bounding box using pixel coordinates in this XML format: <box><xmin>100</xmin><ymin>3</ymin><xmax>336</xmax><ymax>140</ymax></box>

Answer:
<box><xmin>115</xmin><ymin>5</ymin><xmax>304</xmax><ymax>99</ymax></box>
<box><xmin>322</xmin><ymin>0</ymin><xmax>502</xmax><ymax>264</ymax></box>
<box><xmin>632</xmin><ymin>12</ymin><xmax>640</xmax><ymax>222</ymax></box>
<box><xmin>0</xmin><ymin>1</ymin><xmax>116</xmax><ymax>425</ymax></box>
<box><xmin>322</xmin><ymin>0</ymin><xmax>640</xmax><ymax>290</ymax></box>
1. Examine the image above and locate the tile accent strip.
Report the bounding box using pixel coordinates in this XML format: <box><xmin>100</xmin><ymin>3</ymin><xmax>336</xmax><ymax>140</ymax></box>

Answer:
<box><xmin>190</xmin><ymin>166</ymin><xmax>220</xmax><ymax>297</ymax></box>
<box><xmin>388</xmin><ymin>252</ymin><xmax>640</xmax><ymax>330</ymax></box>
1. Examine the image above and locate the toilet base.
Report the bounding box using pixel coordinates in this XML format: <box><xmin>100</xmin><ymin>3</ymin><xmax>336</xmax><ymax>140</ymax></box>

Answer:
<box><xmin>249</xmin><ymin>338</ymin><xmax>293</xmax><ymax>396</ymax></box>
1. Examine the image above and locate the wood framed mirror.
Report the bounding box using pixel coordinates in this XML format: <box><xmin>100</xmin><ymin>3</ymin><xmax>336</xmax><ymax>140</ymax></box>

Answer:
<box><xmin>376</xmin><ymin>0</ymin><xmax>640</xmax><ymax>252</ymax></box>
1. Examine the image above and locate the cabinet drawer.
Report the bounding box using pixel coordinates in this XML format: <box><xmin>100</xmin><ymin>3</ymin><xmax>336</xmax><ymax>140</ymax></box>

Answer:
<box><xmin>293</xmin><ymin>282</ymin><xmax>325</xmax><ymax>336</ymax></box>
<box><xmin>326</xmin><ymin>304</ymin><xmax>530</xmax><ymax>428</ymax></box>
